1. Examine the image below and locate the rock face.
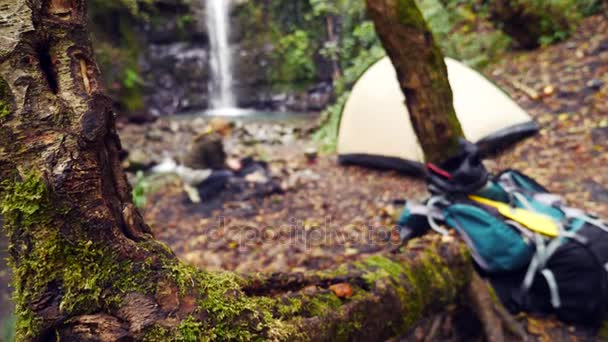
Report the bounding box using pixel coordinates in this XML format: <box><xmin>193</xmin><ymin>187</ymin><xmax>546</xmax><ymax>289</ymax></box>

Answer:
<box><xmin>104</xmin><ymin>0</ymin><xmax>335</xmax><ymax>116</ymax></box>
<box><xmin>141</xmin><ymin>43</ymin><xmax>210</xmax><ymax>116</ymax></box>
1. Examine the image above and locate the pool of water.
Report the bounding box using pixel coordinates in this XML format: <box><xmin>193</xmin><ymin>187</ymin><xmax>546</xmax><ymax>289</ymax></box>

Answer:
<box><xmin>176</xmin><ymin>107</ymin><xmax>318</xmax><ymax>124</ymax></box>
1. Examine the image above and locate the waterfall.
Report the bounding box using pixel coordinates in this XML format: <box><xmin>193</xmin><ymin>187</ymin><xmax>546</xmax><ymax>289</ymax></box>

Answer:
<box><xmin>206</xmin><ymin>0</ymin><xmax>236</xmax><ymax>109</ymax></box>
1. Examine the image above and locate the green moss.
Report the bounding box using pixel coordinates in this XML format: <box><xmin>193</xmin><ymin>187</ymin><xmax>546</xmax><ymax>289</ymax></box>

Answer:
<box><xmin>362</xmin><ymin>255</ymin><xmax>409</xmax><ymax>281</ymax></box>
<box><xmin>355</xmin><ymin>250</ymin><xmax>468</xmax><ymax>333</ymax></box>
<box><xmin>0</xmin><ymin>173</ymin><xmax>160</xmax><ymax>338</ymax></box>
<box><xmin>0</xmin><ymin>172</ymin><xmax>49</xmax><ymax>228</ymax></box>
<box><xmin>304</xmin><ymin>292</ymin><xmax>342</xmax><ymax>317</ymax></box>
<box><xmin>277</xmin><ymin>298</ymin><xmax>303</xmax><ymax>318</ymax></box>
<box><xmin>1</xmin><ymin>172</ymin><xmax>302</xmax><ymax>340</ymax></box>
<box><xmin>163</xmin><ymin>262</ymin><xmax>199</xmax><ymax>295</ymax></box>
<box><xmin>10</xmin><ymin>234</ymin><xmax>156</xmax><ymax>338</ymax></box>
<box><xmin>196</xmin><ymin>271</ymin><xmax>300</xmax><ymax>340</ymax></box>
<box><xmin>142</xmin><ymin>325</ymin><xmax>171</xmax><ymax>341</ymax></box>
<box><xmin>0</xmin><ymin>173</ymin><xmax>53</xmax><ymax>339</ymax></box>
<box><xmin>0</xmin><ymin>101</ymin><xmax>11</xmax><ymax>118</ymax></box>
<box><xmin>396</xmin><ymin>0</ymin><xmax>427</xmax><ymax>28</ymax></box>
<box><xmin>0</xmin><ymin>77</ymin><xmax>13</xmax><ymax>119</ymax></box>
<box><xmin>146</xmin><ymin>262</ymin><xmax>300</xmax><ymax>341</ymax></box>
<box><xmin>13</xmin><ymin>310</ymin><xmax>42</xmax><ymax>341</ymax></box>
<box><xmin>336</xmin><ymin>311</ymin><xmax>363</xmax><ymax>341</ymax></box>
<box><xmin>177</xmin><ymin>316</ymin><xmax>204</xmax><ymax>342</ymax></box>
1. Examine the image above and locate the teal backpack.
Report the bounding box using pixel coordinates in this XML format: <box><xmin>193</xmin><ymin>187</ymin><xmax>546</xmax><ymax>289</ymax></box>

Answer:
<box><xmin>398</xmin><ymin>169</ymin><xmax>608</xmax><ymax>326</ymax></box>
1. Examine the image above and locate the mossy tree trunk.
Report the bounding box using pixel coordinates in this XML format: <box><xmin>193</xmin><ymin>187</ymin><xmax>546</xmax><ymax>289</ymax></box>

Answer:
<box><xmin>365</xmin><ymin>0</ymin><xmax>465</xmax><ymax>164</ymax></box>
<box><xmin>0</xmin><ymin>1</ymin><xmax>477</xmax><ymax>341</ymax></box>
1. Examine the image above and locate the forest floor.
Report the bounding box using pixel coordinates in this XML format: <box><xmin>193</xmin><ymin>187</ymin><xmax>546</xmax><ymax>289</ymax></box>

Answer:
<box><xmin>126</xmin><ymin>15</ymin><xmax>608</xmax><ymax>274</ymax></box>
<box><xmin>0</xmin><ymin>14</ymin><xmax>607</xmax><ymax>336</ymax></box>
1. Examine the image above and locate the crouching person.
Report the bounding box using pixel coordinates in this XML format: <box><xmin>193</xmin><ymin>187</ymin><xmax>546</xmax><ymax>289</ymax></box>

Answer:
<box><xmin>181</xmin><ymin>118</ymin><xmax>236</xmax><ymax>201</ymax></box>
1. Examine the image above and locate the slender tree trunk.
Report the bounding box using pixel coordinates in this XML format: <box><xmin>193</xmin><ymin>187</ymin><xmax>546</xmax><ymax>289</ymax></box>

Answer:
<box><xmin>326</xmin><ymin>16</ymin><xmax>342</xmax><ymax>81</ymax></box>
<box><xmin>0</xmin><ymin>1</ymin><xmax>477</xmax><ymax>340</ymax></box>
<box><xmin>365</xmin><ymin>0</ymin><xmax>465</xmax><ymax>163</ymax></box>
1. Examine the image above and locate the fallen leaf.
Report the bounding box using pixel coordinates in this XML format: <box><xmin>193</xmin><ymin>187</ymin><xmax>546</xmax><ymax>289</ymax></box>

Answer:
<box><xmin>330</xmin><ymin>283</ymin><xmax>354</xmax><ymax>298</ymax></box>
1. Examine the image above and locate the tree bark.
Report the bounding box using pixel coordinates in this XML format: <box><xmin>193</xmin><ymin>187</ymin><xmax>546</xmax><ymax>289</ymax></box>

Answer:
<box><xmin>325</xmin><ymin>16</ymin><xmax>342</xmax><ymax>81</ymax></box>
<box><xmin>365</xmin><ymin>0</ymin><xmax>465</xmax><ymax>163</ymax></box>
<box><xmin>0</xmin><ymin>1</ymin><xmax>477</xmax><ymax>340</ymax></box>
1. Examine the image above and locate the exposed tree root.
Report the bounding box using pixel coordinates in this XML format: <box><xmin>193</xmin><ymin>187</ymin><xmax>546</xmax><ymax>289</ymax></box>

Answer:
<box><xmin>468</xmin><ymin>273</ymin><xmax>505</xmax><ymax>342</ymax></box>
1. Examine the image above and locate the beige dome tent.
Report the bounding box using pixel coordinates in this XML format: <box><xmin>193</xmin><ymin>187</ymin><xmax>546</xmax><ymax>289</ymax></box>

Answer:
<box><xmin>337</xmin><ymin>57</ymin><xmax>538</xmax><ymax>175</ymax></box>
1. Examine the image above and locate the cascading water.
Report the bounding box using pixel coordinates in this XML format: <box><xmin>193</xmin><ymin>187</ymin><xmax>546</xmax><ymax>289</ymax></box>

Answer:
<box><xmin>205</xmin><ymin>0</ymin><xmax>236</xmax><ymax>110</ymax></box>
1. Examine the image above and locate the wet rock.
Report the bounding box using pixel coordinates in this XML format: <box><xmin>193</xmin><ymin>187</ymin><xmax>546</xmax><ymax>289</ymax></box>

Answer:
<box><xmin>145</xmin><ymin>129</ymin><xmax>164</xmax><ymax>142</ymax></box>
<box><xmin>123</xmin><ymin>149</ymin><xmax>155</xmax><ymax>172</ymax></box>
<box><xmin>307</xmin><ymin>82</ymin><xmax>334</xmax><ymax>110</ymax></box>
<box><xmin>141</xmin><ymin>43</ymin><xmax>210</xmax><ymax>116</ymax></box>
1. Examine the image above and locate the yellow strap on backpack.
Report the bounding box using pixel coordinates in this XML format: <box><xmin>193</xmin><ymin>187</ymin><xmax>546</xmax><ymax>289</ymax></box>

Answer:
<box><xmin>469</xmin><ymin>195</ymin><xmax>559</xmax><ymax>237</ymax></box>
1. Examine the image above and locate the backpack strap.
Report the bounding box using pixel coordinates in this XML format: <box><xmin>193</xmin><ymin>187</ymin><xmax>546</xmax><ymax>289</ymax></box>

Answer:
<box><xmin>540</xmin><ymin>269</ymin><xmax>561</xmax><ymax>309</ymax></box>
<box><xmin>521</xmin><ymin>228</ymin><xmax>589</xmax><ymax>310</ymax></box>
<box><xmin>469</xmin><ymin>195</ymin><xmax>560</xmax><ymax>237</ymax></box>
<box><xmin>397</xmin><ymin>200</ymin><xmax>444</xmax><ymax>242</ymax></box>
<box><xmin>564</xmin><ymin>209</ymin><xmax>608</xmax><ymax>234</ymax></box>
<box><xmin>426</xmin><ymin>195</ymin><xmax>450</xmax><ymax>235</ymax></box>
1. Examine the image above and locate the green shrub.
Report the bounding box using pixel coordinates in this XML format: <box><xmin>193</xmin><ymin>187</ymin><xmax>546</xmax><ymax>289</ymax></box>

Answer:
<box><xmin>273</xmin><ymin>30</ymin><xmax>317</xmax><ymax>83</ymax></box>
<box><xmin>416</xmin><ymin>0</ymin><xmax>511</xmax><ymax>67</ymax></box>
<box><xmin>527</xmin><ymin>0</ymin><xmax>602</xmax><ymax>45</ymax></box>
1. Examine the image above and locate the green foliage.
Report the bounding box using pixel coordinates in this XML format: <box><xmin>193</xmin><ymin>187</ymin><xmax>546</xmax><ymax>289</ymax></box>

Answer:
<box><xmin>428</xmin><ymin>0</ymin><xmax>600</xmax><ymax>50</ymax></box>
<box><xmin>416</xmin><ymin>0</ymin><xmax>511</xmax><ymax>68</ymax></box>
<box><xmin>132</xmin><ymin>172</ymin><xmax>177</xmax><ymax>209</ymax></box>
<box><xmin>123</xmin><ymin>68</ymin><xmax>144</xmax><ymax>89</ymax></box>
<box><xmin>511</xmin><ymin>0</ymin><xmax>602</xmax><ymax>45</ymax></box>
<box><xmin>310</xmin><ymin>0</ymin><xmax>385</xmax><ymax>152</ymax></box>
<box><xmin>274</xmin><ymin>30</ymin><xmax>317</xmax><ymax>83</ymax></box>
<box><xmin>176</xmin><ymin>14</ymin><xmax>194</xmax><ymax>31</ymax></box>
<box><xmin>89</xmin><ymin>0</ymin><xmax>145</xmax><ymax>114</ymax></box>
<box><xmin>132</xmin><ymin>171</ymin><xmax>149</xmax><ymax>208</ymax></box>
<box><xmin>525</xmin><ymin>0</ymin><xmax>583</xmax><ymax>45</ymax></box>
<box><xmin>313</xmin><ymin>92</ymin><xmax>349</xmax><ymax>153</ymax></box>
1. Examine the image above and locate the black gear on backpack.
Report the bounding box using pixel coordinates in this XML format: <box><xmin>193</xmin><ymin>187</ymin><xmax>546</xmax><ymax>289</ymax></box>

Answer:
<box><xmin>426</xmin><ymin>139</ymin><xmax>489</xmax><ymax>195</ymax></box>
<box><xmin>488</xmin><ymin>222</ymin><xmax>608</xmax><ymax>327</ymax></box>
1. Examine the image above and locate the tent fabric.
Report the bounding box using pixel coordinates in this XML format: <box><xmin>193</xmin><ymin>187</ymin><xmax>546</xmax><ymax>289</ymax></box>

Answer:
<box><xmin>337</xmin><ymin>57</ymin><xmax>538</xmax><ymax>173</ymax></box>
